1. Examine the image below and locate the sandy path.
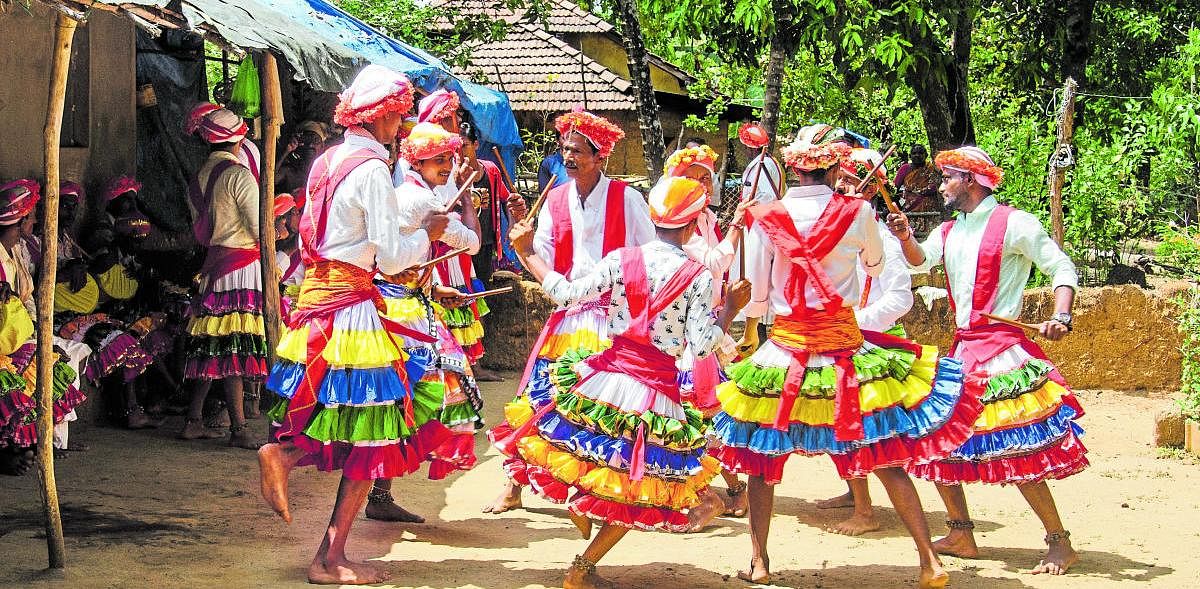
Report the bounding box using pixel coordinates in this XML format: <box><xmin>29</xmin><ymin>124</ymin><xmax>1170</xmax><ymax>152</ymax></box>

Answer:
<box><xmin>1</xmin><ymin>383</ymin><xmax>1196</xmax><ymax>588</ymax></box>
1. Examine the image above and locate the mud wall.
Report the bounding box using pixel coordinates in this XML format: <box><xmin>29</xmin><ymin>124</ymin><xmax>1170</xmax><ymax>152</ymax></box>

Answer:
<box><xmin>482</xmin><ymin>281</ymin><xmax>1187</xmax><ymax>392</ymax></box>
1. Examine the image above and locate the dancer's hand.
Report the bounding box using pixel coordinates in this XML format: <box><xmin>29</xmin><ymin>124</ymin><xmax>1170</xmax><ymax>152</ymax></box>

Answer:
<box><xmin>422</xmin><ymin>210</ymin><xmax>450</xmax><ymax>241</ymax></box>
<box><xmin>509</xmin><ymin>219</ymin><xmax>535</xmax><ymax>255</ymax></box>
<box><xmin>506</xmin><ymin>194</ymin><xmax>528</xmax><ymax>220</ymax></box>
<box><xmin>1037</xmin><ymin>320</ymin><xmax>1070</xmax><ymax>341</ymax></box>
<box><xmin>731</xmin><ymin>200</ymin><xmax>754</xmax><ymax>230</ymax></box>
<box><xmin>725</xmin><ymin>279</ymin><xmax>752</xmax><ymax>313</ymax></box>
<box><xmin>433</xmin><ymin>284</ymin><xmax>465</xmax><ymax>308</ymax></box>
<box><xmin>885</xmin><ymin>211</ymin><xmax>914</xmax><ymax>241</ymax></box>
<box><xmin>735</xmin><ymin>329</ymin><xmax>759</xmax><ymax>357</ymax></box>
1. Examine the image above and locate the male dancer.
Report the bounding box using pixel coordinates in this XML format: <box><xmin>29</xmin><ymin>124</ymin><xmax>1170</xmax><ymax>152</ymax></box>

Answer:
<box><xmin>714</xmin><ymin>125</ymin><xmax>981</xmax><ymax>588</ymax></box>
<box><xmin>257</xmin><ymin>65</ymin><xmax>451</xmax><ymax>585</ymax></box>
<box><xmin>886</xmin><ymin>146</ymin><xmax>1085</xmax><ymax>575</ymax></box>
<box><xmin>482</xmin><ymin>109</ymin><xmax>655</xmax><ymax>514</ymax></box>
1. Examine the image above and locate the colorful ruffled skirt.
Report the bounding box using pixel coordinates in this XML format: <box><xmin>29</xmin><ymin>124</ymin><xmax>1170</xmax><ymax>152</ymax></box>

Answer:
<box><xmin>81</xmin><ymin>322</ymin><xmax>152</xmax><ymax>384</ymax></box>
<box><xmin>491</xmin><ymin>348</ymin><xmax>720</xmax><ymax>532</ymax></box>
<box><xmin>440</xmin><ymin>278</ymin><xmax>490</xmax><ymax>364</ymax></box>
<box><xmin>184</xmin><ymin>261</ymin><xmax>268</xmax><ymax>380</ymax></box>
<box><xmin>712</xmin><ymin>314</ymin><xmax>981</xmax><ymax>484</ymax></box>
<box><xmin>266</xmin><ymin>269</ymin><xmax>450</xmax><ymax>481</ymax></box>
<box><xmin>908</xmin><ymin>343</ymin><xmax>1088</xmax><ymax>485</ymax></box>
<box><xmin>378</xmin><ymin>281</ymin><xmax>482</xmax><ymax>480</ymax></box>
<box><xmin>0</xmin><ymin>343</ymin><xmax>85</xmax><ymax>448</ymax></box>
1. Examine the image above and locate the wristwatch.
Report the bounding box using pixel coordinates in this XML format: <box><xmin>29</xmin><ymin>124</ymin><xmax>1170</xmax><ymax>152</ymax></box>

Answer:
<box><xmin>1050</xmin><ymin>312</ymin><xmax>1073</xmax><ymax>332</ymax></box>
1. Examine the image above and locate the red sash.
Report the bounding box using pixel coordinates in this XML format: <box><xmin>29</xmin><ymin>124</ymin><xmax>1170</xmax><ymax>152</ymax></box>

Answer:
<box><xmin>283</xmin><ymin>250</ymin><xmax>302</xmax><ymax>284</ymax></box>
<box><xmin>746</xmin><ymin>194</ymin><xmax>868</xmax><ymax>439</ymax></box>
<box><xmin>548</xmin><ymin>178</ymin><xmax>628</xmax><ymax>275</ymax></box>
<box><xmin>941</xmin><ymin>205</ymin><xmax>1067</xmax><ymax>384</ymax></box>
<box><xmin>277</xmin><ymin>146</ymin><xmax>436</xmax><ymax>441</ymax></box>
<box><xmin>189</xmin><ymin>159</ymin><xmax>237</xmax><ymax>245</ymax></box>
<box><xmin>199</xmin><ymin>246</ymin><xmax>259</xmax><ymax>279</ymax></box>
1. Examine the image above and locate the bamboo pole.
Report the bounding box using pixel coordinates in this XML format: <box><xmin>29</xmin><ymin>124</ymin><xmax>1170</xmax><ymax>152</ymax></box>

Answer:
<box><xmin>258</xmin><ymin>52</ymin><xmax>284</xmax><ymax>363</ymax></box>
<box><xmin>35</xmin><ymin>12</ymin><xmax>77</xmax><ymax>570</ymax></box>
<box><xmin>526</xmin><ymin>175</ymin><xmax>557</xmax><ymax>222</ymax></box>
<box><xmin>1048</xmin><ymin>78</ymin><xmax>1077</xmax><ymax>247</ymax></box>
<box><xmin>491</xmin><ymin>146</ymin><xmax>517</xmax><ymax>193</ymax></box>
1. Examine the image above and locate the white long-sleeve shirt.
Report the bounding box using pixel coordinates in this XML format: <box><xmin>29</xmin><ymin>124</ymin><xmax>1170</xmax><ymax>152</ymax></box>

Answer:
<box><xmin>741</xmin><ymin>153</ymin><xmax>784</xmax><ymax>203</ymax></box>
<box><xmin>532</xmin><ymin>174</ymin><xmax>656</xmax><ymax>281</ymax></box>
<box><xmin>682</xmin><ymin>209</ymin><xmax>736</xmax><ymax>306</ymax></box>
<box><xmin>311</xmin><ymin>127</ymin><xmax>430</xmax><ymax>275</ymax></box>
<box><xmin>855</xmin><ymin>227</ymin><xmax>914</xmax><ymax>331</ymax></box>
<box><xmin>542</xmin><ymin>240</ymin><xmax>720</xmax><ymax>360</ymax></box>
<box><xmin>195</xmin><ymin>151</ymin><xmax>260</xmax><ymax>250</ymax></box>
<box><xmin>395</xmin><ymin>173</ymin><xmax>481</xmax><ymax>258</ymax></box>
<box><xmin>909</xmin><ymin>196</ymin><xmax>1078</xmax><ymax>329</ymax></box>
<box><xmin>743</xmin><ymin>184</ymin><xmax>883</xmax><ymax>319</ymax></box>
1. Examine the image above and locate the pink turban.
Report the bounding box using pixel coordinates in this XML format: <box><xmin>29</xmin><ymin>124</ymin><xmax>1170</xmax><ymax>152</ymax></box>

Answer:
<box><xmin>0</xmin><ymin>179</ymin><xmax>41</xmax><ymax>226</ymax></box>
<box><xmin>333</xmin><ymin>65</ymin><xmax>415</xmax><ymax>127</ymax></box>
<box><xmin>417</xmin><ymin>89</ymin><xmax>460</xmax><ymax>125</ymax></box>
<box><xmin>935</xmin><ymin>146</ymin><xmax>1004</xmax><ymax>190</ymax></box>
<box><xmin>554</xmin><ymin>108</ymin><xmax>624</xmax><ymax>158</ymax></box>
<box><xmin>186</xmin><ymin>102</ymin><xmax>248</xmax><ymax>144</ymax></box>
<box><xmin>103</xmin><ymin>176</ymin><xmax>142</xmax><ymax>203</ymax></box>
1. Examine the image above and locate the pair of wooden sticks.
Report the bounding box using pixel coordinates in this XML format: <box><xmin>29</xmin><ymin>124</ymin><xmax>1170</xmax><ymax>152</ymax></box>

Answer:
<box><xmin>488</xmin><ymin>145</ymin><xmax>555</xmax><ymax>223</ymax></box>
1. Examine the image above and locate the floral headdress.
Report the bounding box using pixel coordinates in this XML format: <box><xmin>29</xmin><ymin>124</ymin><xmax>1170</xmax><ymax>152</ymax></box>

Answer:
<box><xmin>664</xmin><ymin>145</ymin><xmax>719</xmax><ymax>178</ymax></box>
<box><xmin>934</xmin><ymin>146</ymin><xmax>1004</xmax><ymax>189</ymax></box>
<box><xmin>398</xmin><ymin>122</ymin><xmax>463</xmax><ymax>163</ymax></box>
<box><xmin>781</xmin><ymin>123</ymin><xmax>852</xmax><ymax>173</ymax></box>
<box><xmin>554</xmin><ymin>108</ymin><xmax>624</xmax><ymax>158</ymax></box>
<box><xmin>333</xmin><ymin>65</ymin><xmax>415</xmax><ymax>128</ymax></box>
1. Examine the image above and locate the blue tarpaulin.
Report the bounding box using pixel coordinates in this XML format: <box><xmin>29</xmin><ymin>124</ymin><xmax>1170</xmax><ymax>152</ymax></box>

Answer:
<box><xmin>104</xmin><ymin>0</ymin><xmax>523</xmax><ymax>168</ymax></box>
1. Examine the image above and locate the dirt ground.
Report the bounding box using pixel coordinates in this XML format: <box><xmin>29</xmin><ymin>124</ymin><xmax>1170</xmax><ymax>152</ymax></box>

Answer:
<box><xmin>1</xmin><ymin>380</ymin><xmax>1197</xmax><ymax>589</ymax></box>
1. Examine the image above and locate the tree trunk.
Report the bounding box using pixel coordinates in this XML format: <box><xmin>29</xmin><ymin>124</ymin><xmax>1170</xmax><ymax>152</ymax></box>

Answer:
<box><xmin>612</xmin><ymin>0</ymin><xmax>666</xmax><ymax>179</ymax></box>
<box><xmin>761</xmin><ymin>0</ymin><xmax>793</xmax><ymax>151</ymax></box>
<box><xmin>904</xmin><ymin>5</ymin><xmax>976</xmax><ymax>151</ymax></box>
<box><xmin>1059</xmin><ymin>0</ymin><xmax>1097</xmax><ymax>122</ymax></box>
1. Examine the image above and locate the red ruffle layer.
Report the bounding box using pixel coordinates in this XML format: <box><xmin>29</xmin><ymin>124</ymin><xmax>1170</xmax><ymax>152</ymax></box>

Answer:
<box><xmin>568</xmin><ymin>494</ymin><xmax>691</xmax><ymax>533</ymax></box>
<box><xmin>427</xmin><ymin>433</ymin><xmax>478</xmax><ymax>480</ymax></box>
<box><xmin>184</xmin><ymin>354</ymin><xmax>268</xmax><ymax>380</ymax></box>
<box><xmin>291</xmin><ymin>421</ymin><xmax>453</xmax><ymax>481</ymax></box>
<box><xmin>908</xmin><ymin>430</ymin><xmax>1090</xmax><ymax>485</ymax></box>
<box><xmin>712</xmin><ymin>445</ymin><xmax>790</xmax><ymax>485</ymax></box>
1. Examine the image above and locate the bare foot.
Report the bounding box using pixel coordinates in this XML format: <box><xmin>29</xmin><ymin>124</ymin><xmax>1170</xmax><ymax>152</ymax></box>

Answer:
<box><xmin>568</xmin><ymin>511</ymin><xmax>593</xmax><ymax>539</ymax></box>
<box><xmin>126</xmin><ymin>408</ymin><xmax>162</xmax><ymax>429</ymax></box>
<box><xmin>686</xmin><ymin>489</ymin><xmax>726</xmax><ymax>532</ymax></box>
<box><xmin>366</xmin><ymin>500</ymin><xmax>426</xmax><ymax>523</ymax></box>
<box><xmin>829</xmin><ymin>511</ymin><xmax>881</xmax><ymax>536</ymax></box>
<box><xmin>307</xmin><ymin>557</ymin><xmax>391</xmax><ymax>585</ymax></box>
<box><xmin>178</xmin><ymin>419</ymin><xmax>224</xmax><ymax>440</ymax></box>
<box><xmin>563</xmin><ymin>566</ymin><xmax>614</xmax><ymax>589</ymax></box>
<box><xmin>736</xmin><ymin>556</ymin><xmax>770</xmax><ymax>584</ymax></box>
<box><xmin>932</xmin><ymin>529</ymin><xmax>979</xmax><ymax>559</ymax></box>
<box><xmin>723</xmin><ymin>486</ymin><xmax>748</xmax><ymax>517</ymax></box>
<box><xmin>919</xmin><ymin>563</ymin><xmax>950</xmax><ymax>589</ymax></box>
<box><xmin>244</xmin><ymin>400</ymin><xmax>262</xmax><ymax>420</ymax></box>
<box><xmin>258</xmin><ymin>443</ymin><xmax>298</xmax><ymax>523</ymax></box>
<box><xmin>205</xmin><ymin>407</ymin><xmax>231</xmax><ymax>429</ymax></box>
<box><xmin>1030</xmin><ymin>535</ymin><xmax>1078</xmax><ymax>575</ymax></box>
<box><xmin>815</xmin><ymin>491</ymin><xmax>855</xmax><ymax>509</ymax></box>
<box><xmin>481</xmin><ymin>483</ymin><xmax>523</xmax><ymax>514</ymax></box>
<box><xmin>229</xmin><ymin>427</ymin><xmax>264</xmax><ymax>450</ymax></box>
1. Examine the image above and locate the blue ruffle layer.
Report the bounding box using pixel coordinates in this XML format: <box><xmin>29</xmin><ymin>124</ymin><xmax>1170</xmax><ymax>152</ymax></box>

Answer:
<box><xmin>535</xmin><ymin>412</ymin><xmax>704</xmax><ymax>479</ymax></box>
<box><xmin>526</xmin><ymin>357</ymin><xmax>557</xmax><ymax>408</ymax></box>
<box><xmin>951</xmin><ymin>403</ymin><xmax>1085</xmax><ymax>460</ymax></box>
<box><xmin>713</xmin><ymin>357</ymin><xmax>967</xmax><ymax>457</ymax></box>
<box><xmin>267</xmin><ymin>359</ymin><xmax>414</xmax><ymax>406</ymax></box>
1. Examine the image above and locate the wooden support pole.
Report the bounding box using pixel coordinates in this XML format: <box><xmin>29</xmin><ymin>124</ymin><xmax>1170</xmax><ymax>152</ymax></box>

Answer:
<box><xmin>35</xmin><ymin>12</ymin><xmax>78</xmax><ymax>571</ymax></box>
<box><xmin>258</xmin><ymin>52</ymin><xmax>284</xmax><ymax>364</ymax></box>
<box><xmin>1048</xmin><ymin>78</ymin><xmax>1077</xmax><ymax>247</ymax></box>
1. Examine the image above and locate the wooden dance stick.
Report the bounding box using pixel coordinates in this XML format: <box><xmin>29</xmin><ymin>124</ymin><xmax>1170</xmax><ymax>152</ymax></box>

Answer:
<box><xmin>415</xmin><ymin>246</ymin><xmax>470</xmax><ymax>271</ymax></box>
<box><xmin>526</xmin><ymin>174</ymin><xmax>557</xmax><ymax>222</ymax></box>
<box><xmin>853</xmin><ymin>145</ymin><xmax>900</xmax><ymax>214</ymax></box>
<box><xmin>442</xmin><ymin>170</ymin><xmax>481</xmax><ymax>214</ymax></box>
<box><xmin>738</xmin><ymin>145</ymin><xmax>770</xmax><ymax>276</ymax></box>
<box><xmin>460</xmin><ymin>285</ymin><xmax>514</xmax><ymax>300</ymax></box>
<box><xmin>491</xmin><ymin>146</ymin><xmax>518</xmax><ymax>192</ymax></box>
<box><xmin>981</xmin><ymin>312</ymin><xmax>1040</xmax><ymax>332</ymax></box>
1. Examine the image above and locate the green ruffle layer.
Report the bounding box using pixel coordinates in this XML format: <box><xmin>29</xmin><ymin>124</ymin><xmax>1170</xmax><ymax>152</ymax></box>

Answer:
<box><xmin>438</xmin><ymin>400</ymin><xmax>482</xmax><ymax>428</ymax></box>
<box><xmin>547</xmin><ymin>348</ymin><xmax>706</xmax><ymax>450</ymax></box>
<box><xmin>0</xmin><ymin>370</ymin><xmax>28</xmax><ymax>395</ymax></box>
<box><xmin>269</xmin><ymin>384</ymin><xmax>444</xmax><ymax>444</ymax></box>
<box><xmin>52</xmin><ymin>361</ymin><xmax>77</xmax><ymax>399</ymax></box>
<box><xmin>442</xmin><ymin>301</ymin><xmax>489</xmax><ymax>328</ymax></box>
<box><xmin>981</xmin><ymin>358</ymin><xmax>1054</xmax><ymax>403</ymax></box>
<box><xmin>727</xmin><ymin>344</ymin><xmax>917</xmax><ymax>399</ymax></box>
<box><xmin>185</xmin><ymin>333</ymin><xmax>269</xmax><ymax>358</ymax></box>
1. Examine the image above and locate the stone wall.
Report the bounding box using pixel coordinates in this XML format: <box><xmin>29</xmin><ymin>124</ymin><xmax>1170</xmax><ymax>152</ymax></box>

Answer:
<box><xmin>482</xmin><ymin>280</ymin><xmax>1188</xmax><ymax>392</ymax></box>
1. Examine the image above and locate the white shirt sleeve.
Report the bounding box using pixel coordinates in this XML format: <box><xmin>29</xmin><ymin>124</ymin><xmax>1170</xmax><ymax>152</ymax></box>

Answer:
<box><xmin>541</xmin><ymin>250</ymin><xmax>621</xmax><ymax>307</ymax></box>
<box><xmin>909</xmin><ymin>222</ymin><xmax>946</xmax><ymax>272</ymax></box>
<box><xmin>442</xmin><ymin>214</ymin><xmax>481</xmax><ymax>254</ymax></box>
<box><xmin>742</xmin><ymin>222</ymin><xmax>774</xmax><ymax>319</ymax></box>
<box><xmin>624</xmin><ymin>186</ymin><xmax>656</xmax><ymax>247</ymax></box>
<box><xmin>857</xmin><ymin>202</ymin><xmax>884</xmax><ymax>278</ymax></box>
<box><xmin>361</xmin><ymin>163</ymin><xmax>430</xmax><ymax>274</ymax></box>
<box><xmin>1009</xmin><ymin>211</ymin><xmax>1079</xmax><ymax>290</ymax></box>
<box><xmin>855</xmin><ymin>230</ymin><xmax>914</xmax><ymax>331</ymax></box>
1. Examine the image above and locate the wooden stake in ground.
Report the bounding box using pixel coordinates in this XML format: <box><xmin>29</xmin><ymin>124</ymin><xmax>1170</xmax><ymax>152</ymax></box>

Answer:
<box><xmin>258</xmin><ymin>52</ymin><xmax>284</xmax><ymax>364</ymax></box>
<box><xmin>35</xmin><ymin>11</ymin><xmax>77</xmax><ymax>570</ymax></box>
<box><xmin>1048</xmin><ymin>77</ymin><xmax>1077</xmax><ymax>247</ymax></box>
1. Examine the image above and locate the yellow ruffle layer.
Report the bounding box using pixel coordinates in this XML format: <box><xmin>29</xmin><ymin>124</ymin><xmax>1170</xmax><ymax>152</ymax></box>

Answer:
<box><xmin>450</xmin><ymin>322</ymin><xmax>485</xmax><ymax>346</ymax></box>
<box><xmin>54</xmin><ymin>276</ymin><xmax>100</xmax><ymax>314</ymax></box>
<box><xmin>276</xmin><ymin>324</ymin><xmax>406</xmax><ymax>368</ymax></box>
<box><xmin>515</xmin><ymin>435</ymin><xmax>720</xmax><ymax>510</ymax></box>
<box><xmin>97</xmin><ymin>265</ymin><xmax>138</xmax><ymax>300</ymax></box>
<box><xmin>187</xmin><ymin>312</ymin><xmax>265</xmax><ymax>337</ymax></box>
<box><xmin>381</xmin><ymin>296</ymin><xmax>429</xmax><ymax>323</ymax></box>
<box><xmin>717</xmin><ymin>354</ymin><xmax>938</xmax><ymax>427</ymax></box>
<box><xmin>975</xmin><ymin>380</ymin><xmax>1071</xmax><ymax>432</ymax></box>
<box><xmin>503</xmin><ymin>399</ymin><xmax>535</xmax><ymax>428</ymax></box>
<box><xmin>538</xmin><ymin>330</ymin><xmax>608</xmax><ymax>360</ymax></box>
